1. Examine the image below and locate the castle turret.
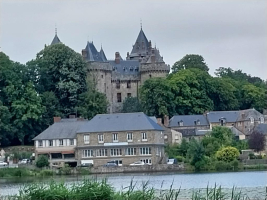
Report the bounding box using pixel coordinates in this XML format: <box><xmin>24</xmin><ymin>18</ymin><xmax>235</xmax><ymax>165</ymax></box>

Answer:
<box><xmin>51</xmin><ymin>28</ymin><xmax>61</xmax><ymax>45</ymax></box>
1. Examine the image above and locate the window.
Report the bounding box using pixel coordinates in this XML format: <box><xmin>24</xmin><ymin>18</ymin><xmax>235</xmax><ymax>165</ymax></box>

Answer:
<box><xmin>260</xmin><ymin>117</ymin><xmax>264</xmax><ymax>124</ymax></box>
<box><xmin>83</xmin><ymin>149</ymin><xmax>93</xmax><ymax>158</ymax></box>
<box><xmin>49</xmin><ymin>140</ymin><xmax>53</xmax><ymax>147</ymax></box>
<box><xmin>113</xmin><ymin>133</ymin><xmax>118</xmax><ymax>142</ymax></box>
<box><xmin>140</xmin><ymin>147</ymin><xmax>151</xmax><ymax>155</ymax></box>
<box><xmin>140</xmin><ymin>158</ymin><xmax>151</xmax><ymax>164</ymax></box>
<box><xmin>110</xmin><ymin>149</ymin><xmax>122</xmax><ymax>156</ymax></box>
<box><xmin>127</xmin><ymin>81</ymin><xmax>131</xmax><ymax>88</ymax></box>
<box><xmin>220</xmin><ymin>119</ymin><xmax>224</xmax><ymax>126</ymax></box>
<box><xmin>98</xmin><ymin>134</ymin><xmax>104</xmax><ymax>143</ymax></box>
<box><xmin>149</xmin><ymin>74</ymin><xmax>152</xmax><ymax>78</ymax></box>
<box><xmin>142</xmin><ymin>132</ymin><xmax>147</xmax><ymax>141</ymax></box>
<box><xmin>84</xmin><ymin>135</ymin><xmax>90</xmax><ymax>144</ymax></box>
<box><xmin>117</xmin><ymin>93</ymin><xmax>122</xmax><ymax>102</ymax></box>
<box><xmin>96</xmin><ymin>149</ymin><xmax>107</xmax><ymax>157</ymax></box>
<box><xmin>59</xmin><ymin>139</ymin><xmax>63</xmax><ymax>146</ymax></box>
<box><xmin>178</xmin><ymin>120</ymin><xmax>183</xmax><ymax>126</ymax></box>
<box><xmin>38</xmin><ymin>140</ymin><xmax>43</xmax><ymax>147</ymax></box>
<box><xmin>101</xmin><ymin>75</ymin><xmax>103</xmax><ymax>78</ymax></box>
<box><xmin>127</xmin><ymin>133</ymin><xmax>133</xmax><ymax>142</ymax></box>
<box><xmin>116</xmin><ymin>80</ymin><xmax>120</xmax><ymax>89</ymax></box>
<box><xmin>70</xmin><ymin>139</ymin><xmax>74</xmax><ymax>146</ymax></box>
<box><xmin>127</xmin><ymin>93</ymin><xmax>131</xmax><ymax>98</ymax></box>
<box><xmin>126</xmin><ymin>148</ymin><xmax>136</xmax><ymax>155</ymax></box>
<box><xmin>250</xmin><ymin>117</ymin><xmax>254</xmax><ymax>124</ymax></box>
<box><xmin>156</xmin><ymin>147</ymin><xmax>160</xmax><ymax>155</ymax></box>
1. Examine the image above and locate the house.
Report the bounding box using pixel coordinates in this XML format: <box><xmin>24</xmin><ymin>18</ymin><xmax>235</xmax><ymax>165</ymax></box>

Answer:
<box><xmin>76</xmin><ymin>112</ymin><xmax>165</xmax><ymax>167</ymax></box>
<box><xmin>207</xmin><ymin>109</ymin><xmax>265</xmax><ymax>137</ymax></box>
<box><xmin>33</xmin><ymin>116</ymin><xmax>87</xmax><ymax>167</ymax></box>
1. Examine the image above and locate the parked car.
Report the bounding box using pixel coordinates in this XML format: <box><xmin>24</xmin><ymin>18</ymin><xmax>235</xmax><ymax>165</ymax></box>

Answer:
<box><xmin>130</xmin><ymin>161</ymin><xmax>145</xmax><ymax>166</ymax></box>
<box><xmin>103</xmin><ymin>163</ymin><xmax>117</xmax><ymax>167</ymax></box>
<box><xmin>107</xmin><ymin>160</ymin><xmax>122</xmax><ymax>166</ymax></box>
<box><xmin>20</xmin><ymin>159</ymin><xmax>30</xmax><ymax>164</ymax></box>
<box><xmin>0</xmin><ymin>161</ymin><xmax>8</xmax><ymax>166</ymax></box>
<box><xmin>80</xmin><ymin>163</ymin><xmax>93</xmax><ymax>167</ymax></box>
<box><xmin>167</xmin><ymin>158</ymin><xmax>178</xmax><ymax>165</ymax></box>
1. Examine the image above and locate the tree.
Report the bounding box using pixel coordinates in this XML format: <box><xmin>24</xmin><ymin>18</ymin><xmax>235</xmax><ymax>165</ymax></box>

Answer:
<box><xmin>140</xmin><ymin>78</ymin><xmax>175</xmax><ymax>117</ymax></box>
<box><xmin>30</xmin><ymin>43</ymin><xmax>87</xmax><ymax>115</ymax></box>
<box><xmin>210</xmin><ymin>126</ymin><xmax>233</xmax><ymax>146</ymax></box>
<box><xmin>168</xmin><ymin>69</ymin><xmax>213</xmax><ymax>115</ymax></box>
<box><xmin>36</xmin><ymin>155</ymin><xmax>49</xmax><ymax>168</ymax></box>
<box><xmin>216</xmin><ymin>147</ymin><xmax>240</xmax><ymax>162</ymax></box>
<box><xmin>122</xmin><ymin>97</ymin><xmax>142</xmax><ymax>113</ymax></box>
<box><xmin>172</xmin><ymin>54</ymin><xmax>209</xmax><ymax>73</ymax></box>
<box><xmin>0</xmin><ymin>101</ymin><xmax>13</xmax><ymax>146</ymax></box>
<box><xmin>248</xmin><ymin>130</ymin><xmax>266</xmax><ymax>152</ymax></box>
<box><xmin>187</xmin><ymin>138</ymin><xmax>205</xmax><ymax>170</ymax></box>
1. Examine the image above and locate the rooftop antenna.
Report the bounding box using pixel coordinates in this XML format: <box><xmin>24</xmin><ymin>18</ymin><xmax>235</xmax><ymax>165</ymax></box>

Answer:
<box><xmin>140</xmin><ymin>19</ymin><xmax>142</xmax><ymax>29</ymax></box>
<box><xmin>55</xmin><ymin>23</ymin><xmax>57</xmax><ymax>35</ymax></box>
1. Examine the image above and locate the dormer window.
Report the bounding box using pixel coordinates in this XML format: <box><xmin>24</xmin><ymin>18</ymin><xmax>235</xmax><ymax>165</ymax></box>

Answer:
<box><xmin>250</xmin><ymin>117</ymin><xmax>254</xmax><ymax>124</ymax></box>
<box><xmin>178</xmin><ymin>120</ymin><xmax>183</xmax><ymax>126</ymax></box>
<box><xmin>220</xmin><ymin>118</ymin><xmax>224</xmax><ymax>126</ymax></box>
<box><xmin>197</xmin><ymin>120</ymin><xmax>200</xmax><ymax>125</ymax></box>
<box><xmin>260</xmin><ymin>117</ymin><xmax>264</xmax><ymax>124</ymax></box>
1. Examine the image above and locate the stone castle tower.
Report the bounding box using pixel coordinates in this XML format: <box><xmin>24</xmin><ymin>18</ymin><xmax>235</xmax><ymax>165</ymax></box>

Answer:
<box><xmin>50</xmin><ymin>27</ymin><xmax>170</xmax><ymax>113</ymax></box>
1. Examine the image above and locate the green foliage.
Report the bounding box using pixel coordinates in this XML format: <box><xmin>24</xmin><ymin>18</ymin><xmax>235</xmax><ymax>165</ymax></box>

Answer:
<box><xmin>58</xmin><ymin>164</ymin><xmax>72</xmax><ymax>175</ymax></box>
<box><xmin>36</xmin><ymin>155</ymin><xmax>49</xmax><ymax>168</ymax></box>
<box><xmin>187</xmin><ymin>139</ymin><xmax>205</xmax><ymax>170</ymax></box>
<box><xmin>122</xmin><ymin>97</ymin><xmax>142</xmax><ymax>113</ymax></box>
<box><xmin>140</xmin><ymin>78</ymin><xmax>175</xmax><ymax>117</ymax></box>
<box><xmin>39</xmin><ymin>170</ymin><xmax>54</xmax><ymax>176</ymax></box>
<box><xmin>216</xmin><ymin>147</ymin><xmax>240</xmax><ymax>163</ymax></box>
<box><xmin>0</xmin><ymin>168</ymin><xmax>32</xmax><ymax>177</ymax></box>
<box><xmin>172</xmin><ymin>54</ymin><xmax>209</xmax><ymax>73</ymax></box>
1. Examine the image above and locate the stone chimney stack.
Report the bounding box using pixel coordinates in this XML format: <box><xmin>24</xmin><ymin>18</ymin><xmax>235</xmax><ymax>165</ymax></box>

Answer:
<box><xmin>157</xmin><ymin>118</ymin><xmax>162</xmax><ymax>125</ymax></box>
<box><xmin>53</xmin><ymin>117</ymin><xmax>61</xmax><ymax>123</ymax></box>
<box><xmin>163</xmin><ymin>115</ymin><xmax>169</xmax><ymax>127</ymax></box>
<box><xmin>115</xmin><ymin>52</ymin><xmax>120</xmax><ymax>64</ymax></box>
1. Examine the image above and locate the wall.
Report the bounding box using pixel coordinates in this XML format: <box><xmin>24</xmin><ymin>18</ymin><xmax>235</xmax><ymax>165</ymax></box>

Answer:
<box><xmin>89</xmin><ymin>164</ymin><xmax>185</xmax><ymax>174</ymax></box>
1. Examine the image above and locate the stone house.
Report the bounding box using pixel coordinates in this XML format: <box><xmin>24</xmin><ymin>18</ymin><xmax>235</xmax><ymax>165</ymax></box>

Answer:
<box><xmin>206</xmin><ymin>109</ymin><xmax>264</xmax><ymax>137</ymax></box>
<box><xmin>76</xmin><ymin>112</ymin><xmax>165</xmax><ymax>167</ymax></box>
<box><xmin>32</xmin><ymin>116</ymin><xmax>87</xmax><ymax>167</ymax></box>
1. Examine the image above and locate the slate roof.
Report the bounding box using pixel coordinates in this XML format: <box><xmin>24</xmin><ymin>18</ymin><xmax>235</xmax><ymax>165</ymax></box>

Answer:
<box><xmin>84</xmin><ymin>42</ymin><xmax>106</xmax><ymax>62</ymax></box>
<box><xmin>99</xmin><ymin>48</ymin><xmax>107</xmax><ymax>61</ymax></box>
<box><xmin>177</xmin><ymin>129</ymin><xmax>196</xmax><ymax>137</ymax></box>
<box><xmin>255</xmin><ymin>124</ymin><xmax>267</xmax><ymax>135</ymax></box>
<box><xmin>236</xmin><ymin>109</ymin><xmax>264</xmax><ymax>121</ymax></box>
<box><xmin>206</xmin><ymin>111</ymin><xmax>240</xmax><ymax>123</ymax></box>
<box><xmin>108</xmin><ymin>60</ymin><xmax>140</xmax><ymax>76</ymax></box>
<box><xmin>169</xmin><ymin>115</ymin><xmax>209</xmax><ymax>127</ymax></box>
<box><xmin>78</xmin><ymin>112</ymin><xmax>164</xmax><ymax>133</ymax></box>
<box><xmin>33</xmin><ymin>118</ymin><xmax>87</xmax><ymax>140</ymax></box>
<box><xmin>51</xmin><ymin>34</ymin><xmax>61</xmax><ymax>45</ymax></box>
<box><xmin>130</xmin><ymin>28</ymin><xmax>150</xmax><ymax>58</ymax></box>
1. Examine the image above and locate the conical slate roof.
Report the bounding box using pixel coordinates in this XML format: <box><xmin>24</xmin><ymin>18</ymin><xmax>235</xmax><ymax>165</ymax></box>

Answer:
<box><xmin>84</xmin><ymin>42</ymin><xmax>105</xmax><ymax>62</ymax></box>
<box><xmin>99</xmin><ymin>47</ymin><xmax>107</xmax><ymax>61</ymax></box>
<box><xmin>51</xmin><ymin>34</ymin><xmax>61</xmax><ymax>45</ymax></box>
<box><xmin>130</xmin><ymin>28</ymin><xmax>150</xmax><ymax>58</ymax></box>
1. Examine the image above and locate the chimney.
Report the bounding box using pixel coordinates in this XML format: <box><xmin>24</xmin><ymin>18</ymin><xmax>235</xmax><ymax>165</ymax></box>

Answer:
<box><xmin>115</xmin><ymin>52</ymin><xmax>120</xmax><ymax>64</ymax></box>
<box><xmin>81</xmin><ymin>49</ymin><xmax>87</xmax><ymax>59</ymax></box>
<box><xmin>157</xmin><ymin>118</ymin><xmax>162</xmax><ymax>125</ymax></box>
<box><xmin>69</xmin><ymin>115</ymin><xmax>76</xmax><ymax>119</ymax></box>
<box><xmin>53</xmin><ymin>117</ymin><xmax>61</xmax><ymax>123</ymax></box>
<box><xmin>163</xmin><ymin>115</ymin><xmax>169</xmax><ymax>127</ymax></box>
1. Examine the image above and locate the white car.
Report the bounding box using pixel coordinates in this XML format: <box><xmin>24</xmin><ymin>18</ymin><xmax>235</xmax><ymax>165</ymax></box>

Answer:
<box><xmin>0</xmin><ymin>161</ymin><xmax>8</xmax><ymax>166</ymax></box>
<box><xmin>20</xmin><ymin>159</ymin><xmax>29</xmax><ymax>164</ymax></box>
<box><xmin>130</xmin><ymin>161</ymin><xmax>145</xmax><ymax>166</ymax></box>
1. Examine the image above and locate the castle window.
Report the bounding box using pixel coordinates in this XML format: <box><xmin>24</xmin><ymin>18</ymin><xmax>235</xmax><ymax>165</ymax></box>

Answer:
<box><xmin>117</xmin><ymin>93</ymin><xmax>121</xmax><ymax>102</ymax></box>
<box><xmin>127</xmin><ymin>81</ymin><xmax>131</xmax><ymax>88</ymax></box>
<box><xmin>130</xmin><ymin>67</ymin><xmax>133</xmax><ymax>71</ymax></box>
<box><xmin>127</xmin><ymin>93</ymin><xmax>131</xmax><ymax>98</ymax></box>
<box><xmin>116</xmin><ymin>80</ymin><xmax>120</xmax><ymax>89</ymax></box>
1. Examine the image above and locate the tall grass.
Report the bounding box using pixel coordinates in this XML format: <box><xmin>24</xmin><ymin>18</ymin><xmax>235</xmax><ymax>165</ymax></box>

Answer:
<box><xmin>1</xmin><ymin>179</ymin><xmax>265</xmax><ymax>200</ymax></box>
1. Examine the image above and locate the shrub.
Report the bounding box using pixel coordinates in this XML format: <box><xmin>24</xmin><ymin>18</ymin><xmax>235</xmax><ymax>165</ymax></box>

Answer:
<box><xmin>215</xmin><ymin>161</ymin><xmax>231</xmax><ymax>171</ymax></box>
<box><xmin>36</xmin><ymin>155</ymin><xmax>49</xmax><ymax>168</ymax></box>
<box><xmin>175</xmin><ymin>155</ymin><xmax>184</xmax><ymax>162</ymax></box>
<box><xmin>230</xmin><ymin>159</ymin><xmax>239</xmax><ymax>170</ymax></box>
<box><xmin>216</xmin><ymin>147</ymin><xmax>240</xmax><ymax>162</ymax></box>
<box><xmin>58</xmin><ymin>164</ymin><xmax>71</xmax><ymax>175</ymax></box>
<box><xmin>39</xmin><ymin>170</ymin><xmax>54</xmax><ymax>176</ymax></box>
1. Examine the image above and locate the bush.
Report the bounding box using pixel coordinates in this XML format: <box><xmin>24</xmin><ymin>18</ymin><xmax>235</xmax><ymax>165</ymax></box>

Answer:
<box><xmin>230</xmin><ymin>159</ymin><xmax>239</xmax><ymax>170</ymax></box>
<box><xmin>36</xmin><ymin>155</ymin><xmax>49</xmax><ymax>168</ymax></box>
<box><xmin>215</xmin><ymin>161</ymin><xmax>231</xmax><ymax>171</ymax></box>
<box><xmin>39</xmin><ymin>170</ymin><xmax>54</xmax><ymax>176</ymax></box>
<box><xmin>58</xmin><ymin>164</ymin><xmax>71</xmax><ymax>175</ymax></box>
<box><xmin>216</xmin><ymin>147</ymin><xmax>240</xmax><ymax>162</ymax></box>
<box><xmin>175</xmin><ymin>155</ymin><xmax>184</xmax><ymax>162</ymax></box>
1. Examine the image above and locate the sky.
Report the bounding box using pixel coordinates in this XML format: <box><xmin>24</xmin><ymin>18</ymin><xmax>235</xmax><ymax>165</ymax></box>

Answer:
<box><xmin>1</xmin><ymin>0</ymin><xmax>267</xmax><ymax>79</ymax></box>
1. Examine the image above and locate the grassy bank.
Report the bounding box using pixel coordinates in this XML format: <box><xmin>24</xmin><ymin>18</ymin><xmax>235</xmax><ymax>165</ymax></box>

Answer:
<box><xmin>1</xmin><ymin>179</ymin><xmax>265</xmax><ymax>200</ymax></box>
<box><xmin>0</xmin><ymin>167</ymin><xmax>91</xmax><ymax>178</ymax></box>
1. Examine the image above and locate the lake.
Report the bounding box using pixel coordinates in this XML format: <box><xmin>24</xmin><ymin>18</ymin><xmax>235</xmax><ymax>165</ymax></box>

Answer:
<box><xmin>0</xmin><ymin>171</ymin><xmax>267</xmax><ymax>199</ymax></box>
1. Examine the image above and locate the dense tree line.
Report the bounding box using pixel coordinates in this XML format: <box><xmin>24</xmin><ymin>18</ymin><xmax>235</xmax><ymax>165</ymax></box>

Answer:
<box><xmin>0</xmin><ymin>44</ymin><xmax>107</xmax><ymax>146</ymax></box>
<box><xmin>136</xmin><ymin>54</ymin><xmax>267</xmax><ymax>117</ymax></box>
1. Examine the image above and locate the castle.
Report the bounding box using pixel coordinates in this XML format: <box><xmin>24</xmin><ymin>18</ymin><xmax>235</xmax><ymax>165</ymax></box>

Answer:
<box><xmin>51</xmin><ymin>27</ymin><xmax>170</xmax><ymax>113</ymax></box>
